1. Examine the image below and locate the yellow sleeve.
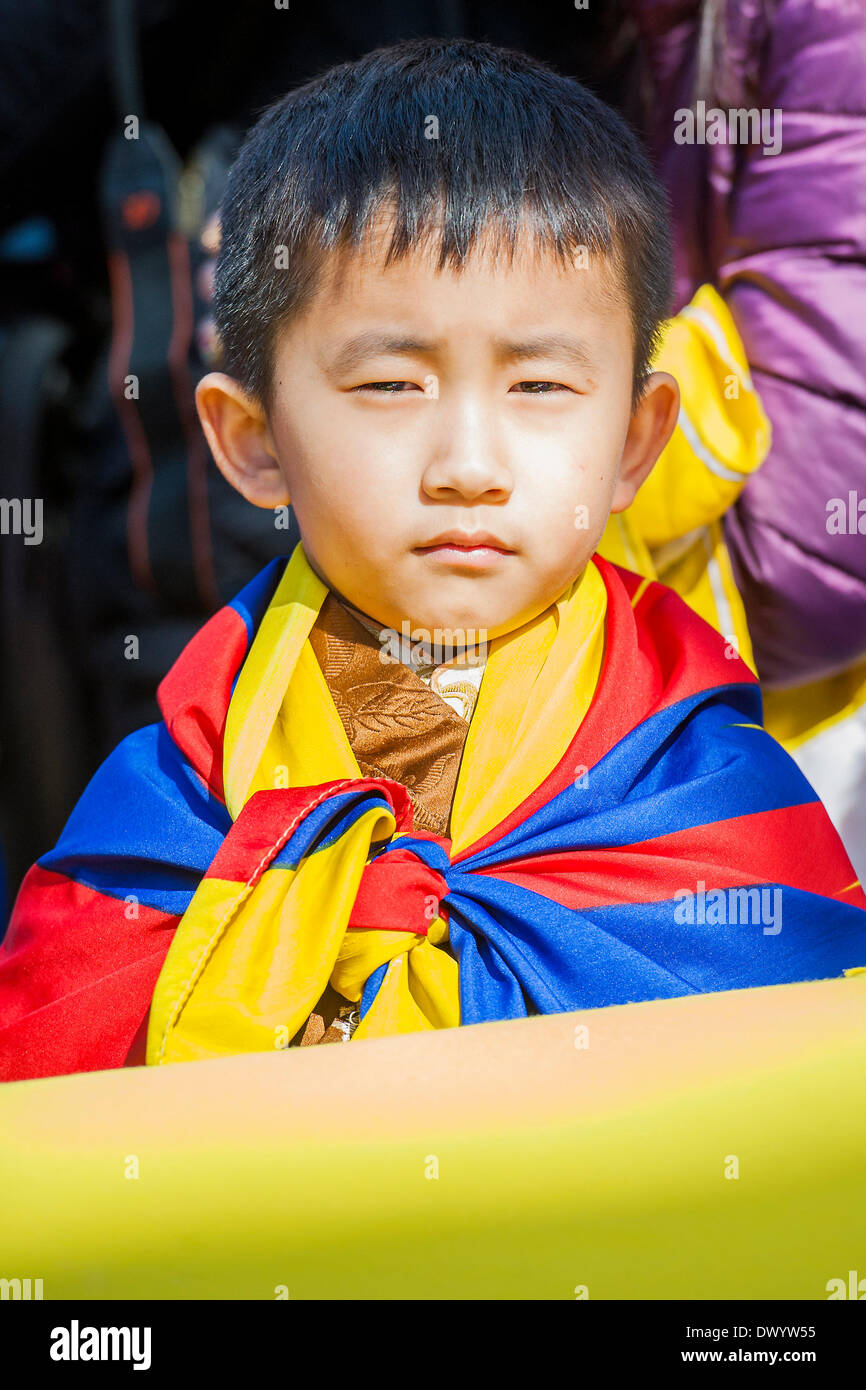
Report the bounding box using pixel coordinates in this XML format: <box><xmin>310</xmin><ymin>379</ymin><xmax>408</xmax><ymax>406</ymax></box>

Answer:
<box><xmin>598</xmin><ymin>284</ymin><xmax>770</xmax><ymax>674</ymax></box>
<box><xmin>628</xmin><ymin>283</ymin><xmax>771</xmax><ymax>548</ymax></box>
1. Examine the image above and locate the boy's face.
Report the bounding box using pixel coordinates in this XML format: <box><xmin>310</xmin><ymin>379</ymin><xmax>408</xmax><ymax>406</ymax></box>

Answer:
<box><xmin>198</xmin><ymin>226</ymin><xmax>678</xmax><ymax>643</ymax></box>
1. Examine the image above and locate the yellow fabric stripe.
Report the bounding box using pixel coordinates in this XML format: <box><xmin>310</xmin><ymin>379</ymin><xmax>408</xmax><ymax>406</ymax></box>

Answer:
<box><xmin>448</xmin><ymin>558</ymin><xmax>606</xmax><ymax>855</ymax></box>
<box><xmin>251</xmin><ymin>639</ymin><xmax>361</xmax><ymax>798</ymax></box>
<box><xmin>223</xmin><ymin>544</ymin><xmax>332</xmax><ymax>819</ymax></box>
<box><xmin>148</xmin><ymin>802</ymin><xmax>396</xmax><ymax>1064</ymax></box>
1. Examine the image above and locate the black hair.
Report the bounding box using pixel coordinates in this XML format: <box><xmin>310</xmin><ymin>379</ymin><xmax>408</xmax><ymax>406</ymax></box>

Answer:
<box><xmin>214</xmin><ymin>36</ymin><xmax>673</xmax><ymax>411</ymax></box>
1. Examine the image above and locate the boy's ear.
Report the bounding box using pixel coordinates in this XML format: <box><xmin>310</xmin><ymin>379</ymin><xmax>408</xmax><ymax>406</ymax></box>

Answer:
<box><xmin>610</xmin><ymin>370</ymin><xmax>680</xmax><ymax>514</ymax></box>
<box><xmin>195</xmin><ymin>373</ymin><xmax>290</xmax><ymax>507</ymax></box>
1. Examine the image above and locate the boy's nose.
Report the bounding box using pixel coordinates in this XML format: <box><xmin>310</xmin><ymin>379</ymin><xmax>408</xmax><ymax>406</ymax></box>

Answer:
<box><xmin>422</xmin><ymin>457</ymin><xmax>512</xmax><ymax>502</ymax></box>
<box><xmin>421</xmin><ymin>402</ymin><xmax>513</xmax><ymax>502</ymax></box>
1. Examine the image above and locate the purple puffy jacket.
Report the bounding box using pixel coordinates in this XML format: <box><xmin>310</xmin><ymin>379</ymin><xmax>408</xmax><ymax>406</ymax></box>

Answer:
<box><xmin>626</xmin><ymin>0</ymin><xmax>866</xmax><ymax>688</ymax></box>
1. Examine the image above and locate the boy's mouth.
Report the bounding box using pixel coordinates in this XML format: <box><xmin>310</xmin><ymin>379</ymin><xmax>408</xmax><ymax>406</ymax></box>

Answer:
<box><xmin>413</xmin><ymin>529</ymin><xmax>515</xmax><ymax>569</ymax></box>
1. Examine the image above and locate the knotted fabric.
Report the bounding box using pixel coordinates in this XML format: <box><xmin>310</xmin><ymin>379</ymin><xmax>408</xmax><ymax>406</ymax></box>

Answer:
<box><xmin>146</xmin><ymin>541</ymin><xmax>608</xmax><ymax>1062</ymax></box>
<box><xmin>143</xmin><ymin>543</ymin><xmax>866</xmax><ymax>1066</ymax></box>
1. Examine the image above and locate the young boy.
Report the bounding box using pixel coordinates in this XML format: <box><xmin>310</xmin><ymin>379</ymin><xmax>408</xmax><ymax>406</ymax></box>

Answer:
<box><xmin>2</xmin><ymin>38</ymin><xmax>864</xmax><ymax>1080</ymax></box>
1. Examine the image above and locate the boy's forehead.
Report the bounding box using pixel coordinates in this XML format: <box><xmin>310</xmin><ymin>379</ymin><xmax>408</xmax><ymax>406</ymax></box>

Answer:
<box><xmin>299</xmin><ymin>222</ymin><xmax>629</xmax><ymax>345</ymax></box>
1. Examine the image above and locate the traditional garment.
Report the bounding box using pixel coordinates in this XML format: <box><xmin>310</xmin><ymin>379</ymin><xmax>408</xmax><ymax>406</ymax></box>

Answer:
<box><xmin>1</xmin><ymin>544</ymin><xmax>865</xmax><ymax>1081</ymax></box>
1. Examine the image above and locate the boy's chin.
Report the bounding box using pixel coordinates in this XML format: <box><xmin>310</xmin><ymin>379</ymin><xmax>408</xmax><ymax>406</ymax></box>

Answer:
<box><xmin>329</xmin><ymin>566</ymin><xmax>588</xmax><ymax>645</ymax></box>
<box><xmin>390</xmin><ymin>596</ymin><xmax>565</xmax><ymax>647</ymax></box>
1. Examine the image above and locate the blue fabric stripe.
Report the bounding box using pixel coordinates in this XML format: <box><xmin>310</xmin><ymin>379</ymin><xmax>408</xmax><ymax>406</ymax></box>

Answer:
<box><xmin>227</xmin><ymin>556</ymin><xmax>286</xmax><ymax>647</ymax></box>
<box><xmin>39</xmin><ymin>723</ymin><xmax>231</xmax><ymax>914</ymax></box>
<box><xmin>270</xmin><ymin>790</ymin><xmax>395</xmax><ymax>869</ymax></box>
<box><xmin>576</xmin><ymin>887</ymin><xmax>864</xmax><ymax>994</ymax></box>
<box><xmin>445</xmin><ymin>877</ymin><xmax>866</xmax><ymax>1022</ymax></box>
<box><xmin>360</xmin><ymin>962</ymin><xmax>389</xmax><ymax>1020</ymax></box>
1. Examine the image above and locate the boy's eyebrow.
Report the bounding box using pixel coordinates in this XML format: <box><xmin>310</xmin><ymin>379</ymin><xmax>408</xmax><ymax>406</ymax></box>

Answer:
<box><xmin>323</xmin><ymin>332</ymin><xmax>437</xmax><ymax>375</ymax></box>
<box><xmin>321</xmin><ymin>330</ymin><xmax>599</xmax><ymax>375</ymax></box>
<box><xmin>492</xmin><ymin>334</ymin><xmax>598</xmax><ymax>372</ymax></box>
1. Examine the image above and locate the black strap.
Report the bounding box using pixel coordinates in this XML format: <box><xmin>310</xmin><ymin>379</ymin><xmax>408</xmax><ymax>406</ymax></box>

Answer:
<box><xmin>101</xmin><ymin>0</ymin><xmax>219</xmax><ymax>609</ymax></box>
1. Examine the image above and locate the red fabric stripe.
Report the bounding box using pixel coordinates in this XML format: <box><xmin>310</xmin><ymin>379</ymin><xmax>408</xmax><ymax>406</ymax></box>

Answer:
<box><xmin>348</xmin><ymin>849</ymin><xmax>449</xmax><ymax>934</ymax></box>
<box><xmin>203</xmin><ymin>779</ymin><xmax>415</xmax><ymax>883</ymax></box>
<box><xmin>482</xmin><ymin>803</ymin><xmax>865</xmax><ymax>911</ymax></box>
<box><xmin>0</xmin><ymin>956</ymin><xmax>169</xmax><ymax>1082</ymax></box>
<box><xmin>0</xmin><ymin>868</ymin><xmax>179</xmax><ymax>1081</ymax></box>
<box><xmin>157</xmin><ymin>604</ymin><xmax>250</xmax><ymax>803</ymax></box>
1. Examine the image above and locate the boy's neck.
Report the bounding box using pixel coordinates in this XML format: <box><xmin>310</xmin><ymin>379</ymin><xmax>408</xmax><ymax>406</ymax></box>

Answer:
<box><xmin>333</xmin><ymin>593</ymin><xmax>488</xmax><ymax>670</ymax></box>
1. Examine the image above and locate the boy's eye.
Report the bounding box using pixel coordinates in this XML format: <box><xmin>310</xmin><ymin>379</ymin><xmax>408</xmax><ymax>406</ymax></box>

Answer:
<box><xmin>354</xmin><ymin>381</ymin><xmax>419</xmax><ymax>393</ymax></box>
<box><xmin>352</xmin><ymin>379</ymin><xmax>573</xmax><ymax>394</ymax></box>
<box><xmin>511</xmin><ymin>381</ymin><xmax>569</xmax><ymax>394</ymax></box>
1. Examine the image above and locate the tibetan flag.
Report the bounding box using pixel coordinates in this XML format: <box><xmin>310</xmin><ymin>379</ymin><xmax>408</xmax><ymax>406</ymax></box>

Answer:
<box><xmin>1</xmin><ymin>547</ymin><xmax>864</xmax><ymax>1081</ymax></box>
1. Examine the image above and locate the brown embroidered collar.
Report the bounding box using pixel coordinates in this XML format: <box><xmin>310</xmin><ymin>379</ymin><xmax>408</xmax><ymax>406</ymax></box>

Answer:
<box><xmin>291</xmin><ymin>592</ymin><xmax>471</xmax><ymax>1048</ymax></box>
